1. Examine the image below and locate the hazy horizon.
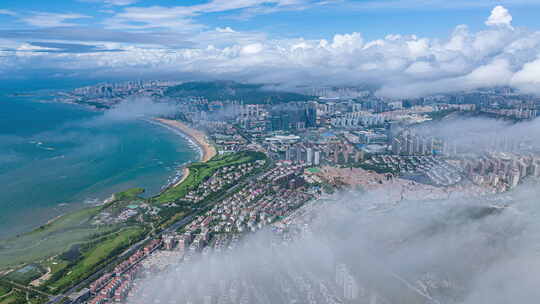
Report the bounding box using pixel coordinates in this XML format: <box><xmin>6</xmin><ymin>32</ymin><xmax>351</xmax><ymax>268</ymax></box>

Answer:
<box><xmin>1</xmin><ymin>2</ymin><xmax>540</xmax><ymax>98</ymax></box>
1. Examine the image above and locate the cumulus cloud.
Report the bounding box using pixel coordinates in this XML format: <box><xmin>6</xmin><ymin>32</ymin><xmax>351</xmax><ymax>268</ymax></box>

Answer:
<box><xmin>216</xmin><ymin>27</ymin><xmax>236</xmax><ymax>33</ymax></box>
<box><xmin>343</xmin><ymin>0</ymin><xmax>538</xmax><ymax>10</ymax></box>
<box><xmin>511</xmin><ymin>58</ymin><xmax>540</xmax><ymax>93</ymax></box>
<box><xmin>485</xmin><ymin>5</ymin><xmax>513</xmax><ymax>29</ymax></box>
<box><xmin>241</xmin><ymin>43</ymin><xmax>264</xmax><ymax>55</ymax></box>
<box><xmin>3</xmin><ymin>6</ymin><xmax>540</xmax><ymax>97</ymax></box>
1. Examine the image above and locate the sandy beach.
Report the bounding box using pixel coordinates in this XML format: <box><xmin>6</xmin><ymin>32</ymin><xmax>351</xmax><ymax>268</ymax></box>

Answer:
<box><xmin>155</xmin><ymin>118</ymin><xmax>217</xmax><ymax>162</ymax></box>
<box><xmin>173</xmin><ymin>167</ymin><xmax>190</xmax><ymax>187</ymax></box>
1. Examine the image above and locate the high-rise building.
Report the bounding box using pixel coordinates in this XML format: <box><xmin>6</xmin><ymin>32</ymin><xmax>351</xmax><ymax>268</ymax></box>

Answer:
<box><xmin>306</xmin><ymin>101</ymin><xmax>318</xmax><ymax>128</ymax></box>
<box><xmin>306</xmin><ymin>148</ymin><xmax>313</xmax><ymax>165</ymax></box>
<box><xmin>270</xmin><ymin>116</ymin><xmax>281</xmax><ymax>131</ymax></box>
<box><xmin>406</xmin><ymin>136</ymin><xmax>414</xmax><ymax>156</ymax></box>
<box><xmin>391</xmin><ymin>138</ymin><xmax>402</xmax><ymax>155</ymax></box>
<box><xmin>509</xmin><ymin>168</ymin><xmax>520</xmax><ymax>188</ymax></box>
<box><xmin>282</xmin><ymin>113</ymin><xmax>291</xmax><ymax>131</ymax></box>
<box><xmin>285</xmin><ymin>148</ymin><xmax>293</xmax><ymax>161</ymax></box>
<box><xmin>298</xmin><ymin>148</ymin><xmax>305</xmax><ymax>163</ymax></box>
<box><xmin>336</xmin><ymin>264</ymin><xmax>347</xmax><ymax>287</ymax></box>
<box><xmin>344</xmin><ymin>274</ymin><xmax>359</xmax><ymax>300</ymax></box>
<box><xmin>314</xmin><ymin>150</ymin><xmax>321</xmax><ymax>166</ymax></box>
<box><xmin>414</xmin><ymin>136</ymin><xmax>422</xmax><ymax>154</ymax></box>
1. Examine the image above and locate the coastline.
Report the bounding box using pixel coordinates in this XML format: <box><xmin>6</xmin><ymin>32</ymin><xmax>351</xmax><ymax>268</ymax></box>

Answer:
<box><xmin>0</xmin><ymin>113</ymin><xmax>202</xmax><ymax>242</ymax></box>
<box><xmin>154</xmin><ymin>118</ymin><xmax>217</xmax><ymax>162</ymax></box>
<box><xmin>174</xmin><ymin>167</ymin><xmax>190</xmax><ymax>187</ymax></box>
<box><xmin>1</xmin><ymin>99</ymin><xmax>217</xmax><ymax>271</ymax></box>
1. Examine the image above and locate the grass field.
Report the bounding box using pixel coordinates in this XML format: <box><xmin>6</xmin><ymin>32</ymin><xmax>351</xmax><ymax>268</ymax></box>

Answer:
<box><xmin>155</xmin><ymin>151</ymin><xmax>265</xmax><ymax>204</ymax></box>
<box><xmin>0</xmin><ymin>283</ymin><xmax>11</xmax><ymax>298</ymax></box>
<box><xmin>0</xmin><ymin>289</ymin><xmax>47</xmax><ymax>304</ymax></box>
<box><xmin>41</xmin><ymin>259</ymin><xmax>69</xmax><ymax>278</ymax></box>
<box><xmin>4</xmin><ymin>264</ymin><xmax>45</xmax><ymax>285</ymax></box>
<box><xmin>0</xmin><ymin>292</ymin><xmax>19</xmax><ymax>304</ymax></box>
<box><xmin>113</xmin><ymin>188</ymin><xmax>145</xmax><ymax>201</ymax></box>
<box><xmin>0</xmin><ymin>187</ymin><xmax>148</xmax><ymax>269</ymax></box>
<box><xmin>158</xmin><ymin>211</ymin><xmax>186</xmax><ymax>230</ymax></box>
<box><xmin>0</xmin><ymin>207</ymin><xmax>115</xmax><ymax>269</ymax></box>
<box><xmin>44</xmin><ymin>226</ymin><xmax>145</xmax><ymax>293</ymax></box>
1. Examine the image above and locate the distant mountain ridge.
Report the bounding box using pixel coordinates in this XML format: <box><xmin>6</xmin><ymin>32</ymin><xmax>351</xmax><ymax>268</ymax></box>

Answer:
<box><xmin>165</xmin><ymin>81</ymin><xmax>314</xmax><ymax>104</ymax></box>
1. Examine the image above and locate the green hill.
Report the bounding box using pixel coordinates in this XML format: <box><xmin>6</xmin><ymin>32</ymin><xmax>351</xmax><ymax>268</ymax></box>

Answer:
<box><xmin>165</xmin><ymin>81</ymin><xmax>314</xmax><ymax>104</ymax></box>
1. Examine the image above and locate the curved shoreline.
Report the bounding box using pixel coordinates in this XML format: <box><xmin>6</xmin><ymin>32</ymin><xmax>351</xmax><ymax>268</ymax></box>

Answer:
<box><xmin>174</xmin><ymin>167</ymin><xmax>190</xmax><ymax>187</ymax></box>
<box><xmin>148</xmin><ymin>118</ymin><xmax>216</xmax><ymax>190</ymax></box>
<box><xmin>153</xmin><ymin>118</ymin><xmax>217</xmax><ymax>163</ymax></box>
<box><xmin>0</xmin><ymin>117</ymin><xmax>205</xmax><ymax>242</ymax></box>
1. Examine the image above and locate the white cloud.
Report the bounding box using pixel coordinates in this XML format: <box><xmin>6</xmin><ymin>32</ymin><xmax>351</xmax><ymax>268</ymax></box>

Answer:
<box><xmin>22</xmin><ymin>12</ymin><xmax>91</xmax><ymax>28</ymax></box>
<box><xmin>485</xmin><ymin>5</ymin><xmax>513</xmax><ymax>29</ymax></box>
<box><xmin>0</xmin><ymin>9</ymin><xmax>16</xmax><ymax>16</ymax></box>
<box><xmin>511</xmin><ymin>58</ymin><xmax>540</xmax><ymax>94</ymax></box>
<box><xmin>80</xmin><ymin>0</ymin><xmax>138</xmax><ymax>6</ymax></box>
<box><xmin>344</xmin><ymin>0</ymin><xmax>539</xmax><ymax>10</ymax></box>
<box><xmin>104</xmin><ymin>0</ymin><xmax>333</xmax><ymax>30</ymax></box>
<box><xmin>15</xmin><ymin>43</ymin><xmax>60</xmax><ymax>52</ymax></box>
<box><xmin>104</xmin><ymin>0</ymin><xmax>138</xmax><ymax>5</ymax></box>
<box><xmin>330</xmin><ymin>32</ymin><xmax>363</xmax><ymax>50</ymax></box>
<box><xmin>103</xmin><ymin>6</ymin><xmax>200</xmax><ymax>31</ymax></box>
<box><xmin>405</xmin><ymin>61</ymin><xmax>435</xmax><ymax>75</ymax></box>
<box><xmin>3</xmin><ymin>6</ymin><xmax>540</xmax><ymax>98</ymax></box>
<box><xmin>406</xmin><ymin>38</ymin><xmax>430</xmax><ymax>58</ymax></box>
<box><xmin>216</xmin><ymin>27</ymin><xmax>236</xmax><ymax>33</ymax></box>
<box><xmin>241</xmin><ymin>43</ymin><xmax>264</xmax><ymax>55</ymax></box>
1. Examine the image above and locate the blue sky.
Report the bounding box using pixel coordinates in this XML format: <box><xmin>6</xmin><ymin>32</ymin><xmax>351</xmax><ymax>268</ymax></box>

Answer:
<box><xmin>1</xmin><ymin>1</ymin><xmax>540</xmax><ymax>96</ymax></box>
<box><xmin>2</xmin><ymin>1</ymin><xmax>540</xmax><ymax>39</ymax></box>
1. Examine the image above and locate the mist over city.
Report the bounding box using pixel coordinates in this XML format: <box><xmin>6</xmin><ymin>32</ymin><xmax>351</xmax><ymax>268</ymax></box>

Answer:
<box><xmin>2</xmin><ymin>1</ymin><xmax>540</xmax><ymax>304</ymax></box>
<box><xmin>127</xmin><ymin>181</ymin><xmax>540</xmax><ymax>304</ymax></box>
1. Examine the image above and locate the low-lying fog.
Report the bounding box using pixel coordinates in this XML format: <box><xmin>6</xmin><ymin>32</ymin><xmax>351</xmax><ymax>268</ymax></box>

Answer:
<box><xmin>130</xmin><ymin>180</ymin><xmax>540</xmax><ymax>304</ymax></box>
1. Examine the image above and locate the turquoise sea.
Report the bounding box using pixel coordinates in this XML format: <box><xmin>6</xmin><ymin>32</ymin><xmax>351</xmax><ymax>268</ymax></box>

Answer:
<box><xmin>0</xmin><ymin>92</ymin><xmax>198</xmax><ymax>238</ymax></box>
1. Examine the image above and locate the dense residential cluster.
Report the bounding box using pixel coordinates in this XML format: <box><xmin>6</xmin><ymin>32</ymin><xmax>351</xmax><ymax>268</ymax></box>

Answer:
<box><xmin>80</xmin><ymin>161</ymin><xmax>316</xmax><ymax>304</ymax></box>
<box><xmin>367</xmin><ymin>155</ymin><xmax>462</xmax><ymax>186</ymax></box>
<box><xmin>92</xmin><ymin>201</ymin><xmax>161</xmax><ymax>226</ymax></box>
<box><xmin>85</xmin><ymin>240</ymin><xmax>162</xmax><ymax>304</ymax></box>
<box><xmin>459</xmin><ymin>152</ymin><xmax>540</xmax><ymax>192</ymax></box>
<box><xmin>162</xmin><ymin>162</ymin><xmax>312</xmax><ymax>254</ymax></box>
<box><xmin>57</xmin><ymin>81</ymin><xmax>180</xmax><ymax>108</ymax></box>
<box><xmin>184</xmin><ymin>161</ymin><xmax>265</xmax><ymax>203</ymax></box>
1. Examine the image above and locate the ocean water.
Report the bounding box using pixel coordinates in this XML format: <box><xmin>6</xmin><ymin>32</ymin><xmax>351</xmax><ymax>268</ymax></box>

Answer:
<box><xmin>0</xmin><ymin>93</ymin><xmax>198</xmax><ymax>238</ymax></box>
